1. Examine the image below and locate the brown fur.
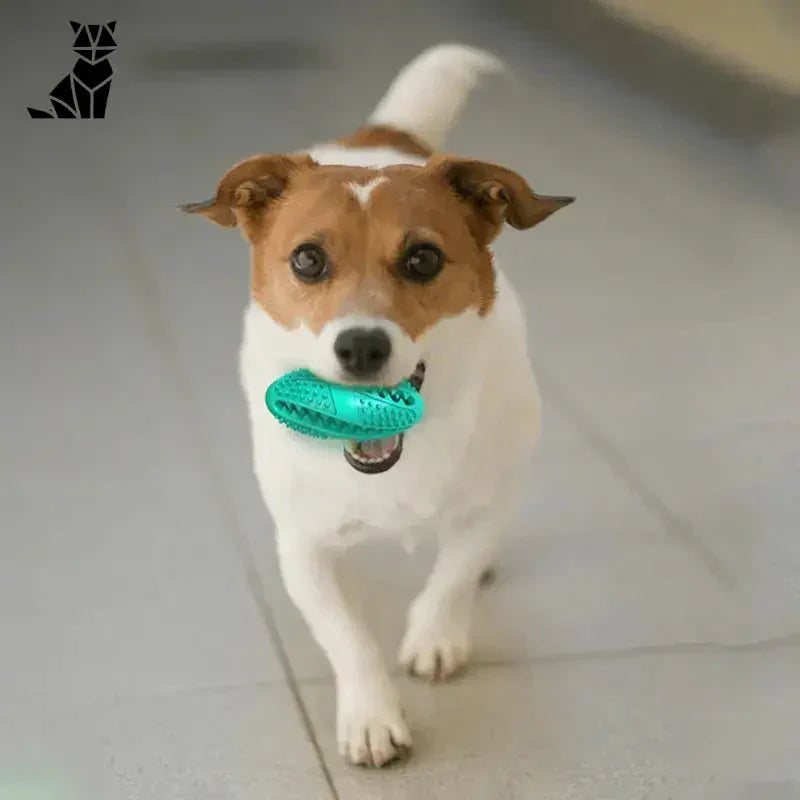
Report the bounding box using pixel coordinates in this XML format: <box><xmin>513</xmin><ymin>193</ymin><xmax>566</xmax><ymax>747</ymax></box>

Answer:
<box><xmin>183</xmin><ymin>150</ymin><xmax>572</xmax><ymax>340</ymax></box>
<box><xmin>337</xmin><ymin>125</ymin><xmax>432</xmax><ymax>158</ymax></box>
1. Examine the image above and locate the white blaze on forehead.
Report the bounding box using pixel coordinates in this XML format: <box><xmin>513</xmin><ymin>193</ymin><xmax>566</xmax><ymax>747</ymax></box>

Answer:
<box><xmin>346</xmin><ymin>176</ymin><xmax>388</xmax><ymax>208</ymax></box>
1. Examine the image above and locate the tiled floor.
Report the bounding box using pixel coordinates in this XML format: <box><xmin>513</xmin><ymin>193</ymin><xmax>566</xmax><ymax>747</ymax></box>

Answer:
<box><xmin>2</xmin><ymin>1</ymin><xmax>799</xmax><ymax>798</ymax></box>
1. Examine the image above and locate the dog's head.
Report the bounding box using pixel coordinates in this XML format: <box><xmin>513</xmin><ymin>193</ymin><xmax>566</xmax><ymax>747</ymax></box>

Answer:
<box><xmin>183</xmin><ymin>154</ymin><xmax>571</xmax><ymax>472</ymax></box>
<box><xmin>69</xmin><ymin>21</ymin><xmax>117</xmax><ymax>65</ymax></box>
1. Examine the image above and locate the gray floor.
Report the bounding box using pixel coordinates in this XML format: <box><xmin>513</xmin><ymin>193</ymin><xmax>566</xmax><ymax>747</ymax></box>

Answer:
<box><xmin>2</xmin><ymin>1</ymin><xmax>799</xmax><ymax>798</ymax></box>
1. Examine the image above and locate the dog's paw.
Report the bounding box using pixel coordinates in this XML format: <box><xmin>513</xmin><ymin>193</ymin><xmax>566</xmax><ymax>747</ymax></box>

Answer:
<box><xmin>399</xmin><ymin>609</ymin><xmax>471</xmax><ymax>681</ymax></box>
<box><xmin>337</xmin><ymin>674</ymin><xmax>412</xmax><ymax>767</ymax></box>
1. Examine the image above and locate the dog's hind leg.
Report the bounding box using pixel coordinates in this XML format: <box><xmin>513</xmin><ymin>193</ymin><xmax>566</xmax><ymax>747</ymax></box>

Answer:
<box><xmin>399</xmin><ymin>496</ymin><xmax>517</xmax><ymax>681</ymax></box>
<box><xmin>27</xmin><ymin>107</ymin><xmax>54</xmax><ymax>118</ymax></box>
<box><xmin>276</xmin><ymin>529</ymin><xmax>412</xmax><ymax>767</ymax></box>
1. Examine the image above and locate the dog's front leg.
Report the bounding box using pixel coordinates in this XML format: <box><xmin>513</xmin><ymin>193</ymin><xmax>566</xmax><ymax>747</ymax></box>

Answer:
<box><xmin>277</xmin><ymin>530</ymin><xmax>411</xmax><ymax>766</ymax></box>
<box><xmin>399</xmin><ymin>503</ymin><xmax>513</xmax><ymax>681</ymax></box>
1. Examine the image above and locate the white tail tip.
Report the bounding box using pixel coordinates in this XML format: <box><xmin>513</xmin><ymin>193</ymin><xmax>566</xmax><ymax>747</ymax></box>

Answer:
<box><xmin>368</xmin><ymin>44</ymin><xmax>505</xmax><ymax>151</ymax></box>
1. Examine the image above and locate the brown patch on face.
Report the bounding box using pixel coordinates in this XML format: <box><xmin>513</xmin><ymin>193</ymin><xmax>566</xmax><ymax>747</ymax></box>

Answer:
<box><xmin>248</xmin><ymin>164</ymin><xmax>497</xmax><ymax>339</ymax></box>
<box><xmin>337</xmin><ymin>125</ymin><xmax>432</xmax><ymax>159</ymax></box>
<box><xmin>182</xmin><ymin>155</ymin><xmax>573</xmax><ymax>340</ymax></box>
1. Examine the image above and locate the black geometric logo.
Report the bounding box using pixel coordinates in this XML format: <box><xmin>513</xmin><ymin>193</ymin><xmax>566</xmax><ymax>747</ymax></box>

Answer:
<box><xmin>27</xmin><ymin>21</ymin><xmax>117</xmax><ymax>119</ymax></box>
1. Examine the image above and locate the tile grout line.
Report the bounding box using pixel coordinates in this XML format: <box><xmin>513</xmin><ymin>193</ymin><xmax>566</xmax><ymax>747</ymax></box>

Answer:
<box><xmin>535</xmin><ymin>363</ymin><xmax>736</xmax><ymax>589</ymax></box>
<box><xmin>235</xmin><ymin>556</ymin><xmax>342</xmax><ymax>800</ymax></box>
<box><xmin>467</xmin><ymin>629</ymin><xmax>800</xmax><ymax>669</ymax></box>
<box><xmin>291</xmin><ymin>629</ymin><xmax>800</xmax><ymax>687</ymax></box>
<box><xmin>130</xmin><ymin>261</ymin><xmax>342</xmax><ymax>800</ymax></box>
<box><xmin>133</xmin><ymin>279</ymin><xmax>342</xmax><ymax>800</ymax></box>
<box><xmin>86</xmin><ymin>146</ymin><xmax>341</xmax><ymax>800</ymax></box>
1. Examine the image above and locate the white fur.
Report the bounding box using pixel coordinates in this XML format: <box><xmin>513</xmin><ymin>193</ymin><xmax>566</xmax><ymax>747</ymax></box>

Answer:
<box><xmin>239</xmin><ymin>45</ymin><xmax>539</xmax><ymax>767</ymax></box>
<box><xmin>307</xmin><ymin>143</ymin><xmax>425</xmax><ymax>168</ymax></box>
<box><xmin>346</xmin><ymin>176</ymin><xmax>388</xmax><ymax>207</ymax></box>
<box><xmin>368</xmin><ymin>43</ymin><xmax>505</xmax><ymax>150</ymax></box>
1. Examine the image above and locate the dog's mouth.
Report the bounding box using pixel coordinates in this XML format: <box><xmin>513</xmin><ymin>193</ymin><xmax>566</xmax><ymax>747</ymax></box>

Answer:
<box><xmin>343</xmin><ymin>434</ymin><xmax>404</xmax><ymax>474</ymax></box>
<box><xmin>342</xmin><ymin>361</ymin><xmax>425</xmax><ymax>475</ymax></box>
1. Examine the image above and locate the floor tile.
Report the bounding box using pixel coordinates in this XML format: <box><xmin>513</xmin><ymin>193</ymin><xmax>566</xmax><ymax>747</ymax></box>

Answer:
<box><xmin>0</xmin><ymin>123</ymin><xmax>283</xmax><ymax>712</ymax></box>
<box><xmin>0</xmin><ymin>684</ymin><xmax>331</xmax><ymax>800</ymax></box>
<box><xmin>300</xmin><ymin>648</ymin><xmax>800</xmax><ymax>799</ymax></box>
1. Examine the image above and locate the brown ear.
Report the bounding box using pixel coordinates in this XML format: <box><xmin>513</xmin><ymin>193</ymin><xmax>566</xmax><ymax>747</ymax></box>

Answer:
<box><xmin>427</xmin><ymin>155</ymin><xmax>574</xmax><ymax>246</ymax></box>
<box><xmin>181</xmin><ymin>153</ymin><xmax>316</xmax><ymax>236</ymax></box>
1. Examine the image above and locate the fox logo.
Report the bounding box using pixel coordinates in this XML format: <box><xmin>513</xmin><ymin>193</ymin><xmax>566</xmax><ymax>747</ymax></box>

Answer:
<box><xmin>28</xmin><ymin>21</ymin><xmax>117</xmax><ymax>119</ymax></box>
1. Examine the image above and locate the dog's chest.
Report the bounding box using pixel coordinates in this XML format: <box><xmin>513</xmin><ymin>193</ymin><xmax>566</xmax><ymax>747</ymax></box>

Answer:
<box><xmin>255</xmin><ymin>413</ymin><xmax>472</xmax><ymax>541</ymax></box>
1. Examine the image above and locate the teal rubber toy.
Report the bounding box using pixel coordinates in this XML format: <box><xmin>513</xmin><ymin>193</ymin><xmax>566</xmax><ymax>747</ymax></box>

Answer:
<box><xmin>265</xmin><ymin>369</ymin><xmax>425</xmax><ymax>440</ymax></box>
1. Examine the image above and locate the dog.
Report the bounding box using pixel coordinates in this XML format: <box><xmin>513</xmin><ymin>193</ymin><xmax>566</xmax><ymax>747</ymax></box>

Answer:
<box><xmin>182</xmin><ymin>44</ymin><xmax>573</xmax><ymax>767</ymax></box>
<box><xmin>27</xmin><ymin>21</ymin><xmax>117</xmax><ymax>119</ymax></box>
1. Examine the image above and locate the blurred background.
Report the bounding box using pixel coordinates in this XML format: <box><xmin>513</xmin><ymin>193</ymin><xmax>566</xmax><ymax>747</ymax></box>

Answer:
<box><xmin>1</xmin><ymin>1</ymin><xmax>799</xmax><ymax>798</ymax></box>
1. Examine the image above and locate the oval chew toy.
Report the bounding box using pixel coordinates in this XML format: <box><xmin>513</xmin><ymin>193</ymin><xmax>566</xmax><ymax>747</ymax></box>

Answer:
<box><xmin>265</xmin><ymin>369</ymin><xmax>424</xmax><ymax>441</ymax></box>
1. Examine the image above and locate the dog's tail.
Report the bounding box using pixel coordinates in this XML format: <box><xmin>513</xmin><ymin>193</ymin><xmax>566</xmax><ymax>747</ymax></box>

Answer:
<box><xmin>368</xmin><ymin>44</ymin><xmax>504</xmax><ymax>151</ymax></box>
<box><xmin>27</xmin><ymin>107</ymin><xmax>54</xmax><ymax>119</ymax></box>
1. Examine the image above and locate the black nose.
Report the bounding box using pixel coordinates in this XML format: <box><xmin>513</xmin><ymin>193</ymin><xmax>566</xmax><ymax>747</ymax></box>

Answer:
<box><xmin>334</xmin><ymin>327</ymin><xmax>392</xmax><ymax>377</ymax></box>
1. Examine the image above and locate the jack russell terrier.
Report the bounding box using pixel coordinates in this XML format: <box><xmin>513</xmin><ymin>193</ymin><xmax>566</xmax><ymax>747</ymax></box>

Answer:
<box><xmin>183</xmin><ymin>43</ymin><xmax>573</xmax><ymax>767</ymax></box>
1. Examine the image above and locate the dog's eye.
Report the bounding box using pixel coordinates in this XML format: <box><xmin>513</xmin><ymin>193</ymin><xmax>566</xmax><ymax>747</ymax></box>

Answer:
<box><xmin>401</xmin><ymin>244</ymin><xmax>444</xmax><ymax>283</ymax></box>
<box><xmin>290</xmin><ymin>244</ymin><xmax>329</xmax><ymax>282</ymax></box>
